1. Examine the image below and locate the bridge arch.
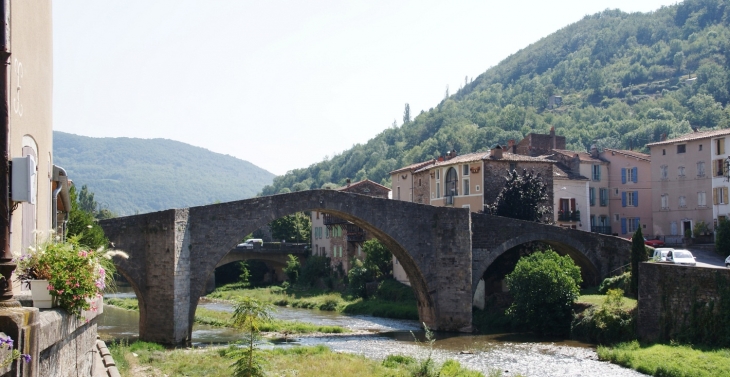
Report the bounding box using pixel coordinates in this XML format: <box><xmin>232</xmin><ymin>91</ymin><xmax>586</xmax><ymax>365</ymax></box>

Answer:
<box><xmin>101</xmin><ymin>190</ymin><xmax>473</xmax><ymax>345</ymax></box>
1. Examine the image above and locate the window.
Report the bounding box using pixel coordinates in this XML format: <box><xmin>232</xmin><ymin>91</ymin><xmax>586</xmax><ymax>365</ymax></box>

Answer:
<box><xmin>678</xmin><ymin>166</ymin><xmax>685</xmax><ymax>177</ymax></box>
<box><xmin>622</xmin><ymin>167</ymin><xmax>638</xmax><ymax>184</ymax></box>
<box><xmin>436</xmin><ymin>182</ymin><xmax>440</xmax><ymax>198</ymax></box>
<box><xmin>714</xmin><ymin>187</ymin><xmax>729</xmax><ymax>205</ymax></box>
<box><xmin>677</xmin><ymin>144</ymin><xmax>686</xmax><ymax>153</ymax></box>
<box><xmin>663</xmin><ymin>149</ymin><xmax>666</xmax><ymax>155</ymax></box>
<box><xmin>679</xmin><ymin>195</ymin><xmax>686</xmax><ymax>208</ymax></box>
<box><xmin>614</xmin><ymin>214</ymin><xmax>620</xmax><ymax>222</ymax></box>
<box><xmin>463</xmin><ymin>164</ymin><xmax>469</xmax><ymax>176</ymax></box>
<box><xmin>622</xmin><ymin>191</ymin><xmax>639</xmax><ymax>207</ymax></box>
<box><xmin>700</xmin><ymin>144</ymin><xmax>703</xmax><ymax>151</ymax></box>
<box><xmin>325</xmin><ymin>227</ymin><xmax>330</xmax><ymax>239</ymax></box>
<box><xmin>661</xmin><ymin>194</ymin><xmax>669</xmax><ymax>210</ymax></box>
<box><xmin>436</xmin><ymin>170</ymin><xmax>440</xmax><ymax>180</ymax></box>
<box><xmin>397</xmin><ymin>187</ymin><xmax>401</xmax><ymax>200</ymax></box>
<box><xmin>592</xmin><ymin>165</ymin><xmax>601</xmax><ymax>181</ymax></box>
<box><xmin>717</xmin><ymin>138</ymin><xmax>726</xmax><ymax>155</ymax></box>
<box><xmin>599</xmin><ymin>188</ymin><xmax>609</xmax><ymax>206</ymax></box>
<box><xmin>445</xmin><ymin>167</ymin><xmax>458</xmax><ymax>199</ymax></box>
<box><xmin>628</xmin><ymin>218</ymin><xmax>639</xmax><ymax>233</ymax></box>
<box><xmin>715</xmin><ymin>159</ymin><xmax>726</xmax><ymax>177</ymax></box>
<box><xmin>463</xmin><ymin>179</ymin><xmax>470</xmax><ymax>195</ymax></box>
<box><xmin>476</xmin><ymin>185</ymin><xmax>480</xmax><ymax>192</ymax></box>
<box><xmin>509</xmin><ymin>162</ymin><xmax>517</xmax><ymax>171</ymax></box>
<box><xmin>589</xmin><ymin>187</ymin><xmax>595</xmax><ymax>206</ymax></box>
<box><xmin>660</xmin><ymin>165</ymin><xmax>668</xmax><ymax>180</ymax></box>
<box><xmin>697</xmin><ymin>161</ymin><xmax>705</xmax><ymax>177</ymax></box>
<box><xmin>418</xmin><ymin>178</ymin><xmax>422</xmax><ymax>186</ymax></box>
<box><xmin>698</xmin><ymin>191</ymin><xmax>706</xmax><ymax>207</ymax></box>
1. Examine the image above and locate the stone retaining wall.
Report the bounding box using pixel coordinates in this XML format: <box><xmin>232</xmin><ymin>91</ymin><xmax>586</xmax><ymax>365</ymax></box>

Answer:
<box><xmin>0</xmin><ymin>293</ymin><xmax>100</xmax><ymax>377</ymax></box>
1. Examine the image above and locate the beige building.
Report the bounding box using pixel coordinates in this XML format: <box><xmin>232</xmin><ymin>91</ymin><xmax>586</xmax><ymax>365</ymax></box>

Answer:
<box><xmin>551</xmin><ymin>162</ymin><xmax>589</xmax><ymax>231</ymax></box>
<box><xmin>418</xmin><ymin>150</ymin><xmax>487</xmax><ymax>212</ymax></box>
<box><xmin>0</xmin><ymin>1</ymin><xmax>71</xmax><ymax>297</ymax></box>
<box><xmin>600</xmin><ymin>148</ymin><xmax>652</xmax><ymax>237</ymax></box>
<box><xmin>647</xmin><ymin>130</ymin><xmax>723</xmax><ymax>242</ymax></box>
<box><xmin>310</xmin><ymin>179</ymin><xmax>390</xmax><ymax>273</ymax></box>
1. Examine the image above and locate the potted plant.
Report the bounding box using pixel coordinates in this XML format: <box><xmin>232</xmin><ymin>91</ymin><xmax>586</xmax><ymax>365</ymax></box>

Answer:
<box><xmin>14</xmin><ymin>233</ymin><xmax>125</xmax><ymax>317</ymax></box>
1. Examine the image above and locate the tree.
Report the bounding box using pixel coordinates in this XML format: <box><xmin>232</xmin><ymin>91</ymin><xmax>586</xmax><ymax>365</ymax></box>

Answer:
<box><xmin>505</xmin><ymin>249</ymin><xmax>582</xmax><ymax>335</ymax></box>
<box><xmin>270</xmin><ymin>213</ymin><xmax>311</xmax><ymax>243</ymax></box>
<box><xmin>78</xmin><ymin>185</ymin><xmax>97</xmax><ymax>214</ymax></box>
<box><xmin>67</xmin><ymin>186</ymin><xmax>108</xmax><ymax>249</ymax></box>
<box><xmin>716</xmin><ymin>218</ymin><xmax>730</xmax><ymax>259</ymax></box>
<box><xmin>362</xmin><ymin>239</ymin><xmax>392</xmax><ymax>279</ymax></box>
<box><xmin>230</xmin><ymin>297</ymin><xmax>272</xmax><ymax>377</ymax></box>
<box><xmin>283</xmin><ymin>254</ymin><xmax>300</xmax><ymax>284</ymax></box>
<box><xmin>630</xmin><ymin>224</ymin><xmax>648</xmax><ymax>297</ymax></box>
<box><xmin>485</xmin><ymin>169</ymin><xmax>551</xmax><ymax>222</ymax></box>
<box><xmin>403</xmin><ymin>103</ymin><xmax>411</xmax><ymax>124</ymax></box>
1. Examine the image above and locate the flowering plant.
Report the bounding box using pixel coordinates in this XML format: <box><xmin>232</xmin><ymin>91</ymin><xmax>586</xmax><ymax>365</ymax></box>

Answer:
<box><xmin>14</xmin><ymin>232</ymin><xmax>126</xmax><ymax>317</ymax></box>
<box><xmin>0</xmin><ymin>334</ymin><xmax>30</xmax><ymax>368</ymax></box>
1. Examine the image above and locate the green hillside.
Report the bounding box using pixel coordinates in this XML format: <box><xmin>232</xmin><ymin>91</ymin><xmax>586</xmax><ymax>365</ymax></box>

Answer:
<box><xmin>54</xmin><ymin>132</ymin><xmax>275</xmax><ymax>216</ymax></box>
<box><xmin>262</xmin><ymin>0</ymin><xmax>730</xmax><ymax>195</ymax></box>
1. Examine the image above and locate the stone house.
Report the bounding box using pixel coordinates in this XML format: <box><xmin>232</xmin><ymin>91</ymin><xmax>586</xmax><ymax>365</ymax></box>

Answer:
<box><xmin>310</xmin><ymin>179</ymin><xmax>390</xmax><ymax>273</ymax></box>
<box><xmin>515</xmin><ymin>127</ymin><xmax>566</xmax><ymax>157</ymax></box>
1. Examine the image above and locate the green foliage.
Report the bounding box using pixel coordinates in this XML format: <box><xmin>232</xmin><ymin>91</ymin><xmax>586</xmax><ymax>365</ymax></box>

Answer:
<box><xmin>283</xmin><ymin>255</ymin><xmax>300</xmax><ymax>284</ymax></box>
<box><xmin>363</xmin><ymin>239</ymin><xmax>393</xmax><ymax>279</ymax></box>
<box><xmin>347</xmin><ymin>259</ymin><xmax>369</xmax><ymax>298</ymax></box>
<box><xmin>270</xmin><ymin>212</ymin><xmax>311</xmax><ymax>243</ymax></box>
<box><xmin>716</xmin><ymin>218</ymin><xmax>730</xmax><ymax>257</ymax></box>
<box><xmin>598</xmin><ymin>341</ymin><xmax>730</xmax><ymax>377</ymax></box>
<box><xmin>297</xmin><ymin>255</ymin><xmax>332</xmax><ymax>287</ymax></box>
<box><xmin>67</xmin><ymin>185</ymin><xmax>109</xmax><ymax>250</ymax></box>
<box><xmin>571</xmin><ymin>289</ymin><xmax>636</xmax><ymax>345</ymax></box>
<box><xmin>382</xmin><ymin>354</ymin><xmax>416</xmax><ymax>368</ymax></box>
<box><xmin>54</xmin><ymin>131</ymin><xmax>275</xmax><ymax>216</ymax></box>
<box><xmin>238</xmin><ymin>261</ymin><xmax>250</xmax><ymax>288</ymax></box>
<box><xmin>230</xmin><ymin>297</ymin><xmax>273</xmax><ymax>377</ymax></box>
<box><xmin>694</xmin><ymin>220</ymin><xmax>710</xmax><ymax>236</ymax></box>
<box><xmin>260</xmin><ymin>3</ymin><xmax>730</xmax><ymax>196</ymax></box>
<box><xmin>485</xmin><ymin>169</ymin><xmax>551</xmax><ymax>222</ymax></box>
<box><xmin>505</xmin><ymin>249</ymin><xmax>582</xmax><ymax>336</ymax></box>
<box><xmin>598</xmin><ymin>271</ymin><xmax>631</xmax><ymax>294</ymax></box>
<box><xmin>630</xmin><ymin>225</ymin><xmax>648</xmax><ymax>297</ymax></box>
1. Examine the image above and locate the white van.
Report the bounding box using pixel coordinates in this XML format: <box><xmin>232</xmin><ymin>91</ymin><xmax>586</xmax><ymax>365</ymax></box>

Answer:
<box><xmin>237</xmin><ymin>238</ymin><xmax>263</xmax><ymax>249</ymax></box>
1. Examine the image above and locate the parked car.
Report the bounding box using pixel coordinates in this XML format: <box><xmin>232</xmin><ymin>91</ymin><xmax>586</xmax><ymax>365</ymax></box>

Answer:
<box><xmin>725</xmin><ymin>255</ymin><xmax>730</xmax><ymax>268</ymax></box>
<box><xmin>652</xmin><ymin>248</ymin><xmax>674</xmax><ymax>262</ymax></box>
<box><xmin>236</xmin><ymin>238</ymin><xmax>263</xmax><ymax>249</ymax></box>
<box><xmin>666</xmin><ymin>249</ymin><xmax>696</xmax><ymax>266</ymax></box>
<box><xmin>627</xmin><ymin>236</ymin><xmax>665</xmax><ymax>247</ymax></box>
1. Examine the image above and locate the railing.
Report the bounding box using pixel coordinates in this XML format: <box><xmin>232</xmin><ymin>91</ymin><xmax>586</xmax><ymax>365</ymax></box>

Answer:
<box><xmin>591</xmin><ymin>226</ymin><xmax>612</xmax><ymax>235</ymax></box>
<box><xmin>323</xmin><ymin>213</ymin><xmax>347</xmax><ymax>226</ymax></box>
<box><xmin>558</xmin><ymin>211</ymin><xmax>581</xmax><ymax>221</ymax></box>
<box><xmin>345</xmin><ymin>224</ymin><xmax>366</xmax><ymax>243</ymax></box>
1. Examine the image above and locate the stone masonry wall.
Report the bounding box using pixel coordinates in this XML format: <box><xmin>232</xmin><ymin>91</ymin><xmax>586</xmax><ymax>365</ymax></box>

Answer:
<box><xmin>637</xmin><ymin>262</ymin><xmax>730</xmax><ymax>343</ymax></box>
<box><xmin>413</xmin><ymin>170</ymin><xmax>430</xmax><ymax>204</ymax></box>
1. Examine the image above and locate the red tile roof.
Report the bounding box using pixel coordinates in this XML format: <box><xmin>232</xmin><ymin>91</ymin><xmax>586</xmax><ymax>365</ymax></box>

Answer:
<box><xmin>551</xmin><ymin>149</ymin><xmax>607</xmax><ymax>163</ymax></box>
<box><xmin>389</xmin><ymin>160</ymin><xmax>435</xmax><ymax>175</ymax></box>
<box><xmin>602</xmin><ymin>148</ymin><xmax>650</xmax><ymax>162</ymax></box>
<box><xmin>337</xmin><ymin>179</ymin><xmax>390</xmax><ymax>192</ymax></box>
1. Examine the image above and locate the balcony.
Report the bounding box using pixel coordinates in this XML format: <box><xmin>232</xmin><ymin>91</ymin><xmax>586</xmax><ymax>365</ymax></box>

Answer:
<box><xmin>557</xmin><ymin>211</ymin><xmax>581</xmax><ymax>222</ymax></box>
<box><xmin>591</xmin><ymin>226</ymin><xmax>612</xmax><ymax>235</ymax></box>
<box><xmin>345</xmin><ymin>224</ymin><xmax>366</xmax><ymax>243</ymax></box>
<box><xmin>323</xmin><ymin>213</ymin><xmax>347</xmax><ymax>226</ymax></box>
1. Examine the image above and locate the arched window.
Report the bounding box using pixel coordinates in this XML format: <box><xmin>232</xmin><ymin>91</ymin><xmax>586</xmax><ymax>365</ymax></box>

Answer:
<box><xmin>445</xmin><ymin>167</ymin><xmax>458</xmax><ymax>202</ymax></box>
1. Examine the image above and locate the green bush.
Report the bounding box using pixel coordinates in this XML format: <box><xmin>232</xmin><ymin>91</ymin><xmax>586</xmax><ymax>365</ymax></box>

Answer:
<box><xmin>297</xmin><ymin>255</ymin><xmax>331</xmax><ymax>287</ymax></box>
<box><xmin>347</xmin><ymin>259</ymin><xmax>370</xmax><ymax>298</ymax></box>
<box><xmin>716</xmin><ymin>218</ymin><xmax>730</xmax><ymax>257</ymax></box>
<box><xmin>598</xmin><ymin>272</ymin><xmax>631</xmax><ymax>294</ymax></box>
<box><xmin>375</xmin><ymin>279</ymin><xmax>416</xmax><ymax>302</ymax></box>
<box><xmin>505</xmin><ymin>248</ymin><xmax>582</xmax><ymax>336</ymax></box>
<box><xmin>571</xmin><ymin>289</ymin><xmax>636</xmax><ymax>344</ymax></box>
<box><xmin>283</xmin><ymin>255</ymin><xmax>300</xmax><ymax>284</ymax></box>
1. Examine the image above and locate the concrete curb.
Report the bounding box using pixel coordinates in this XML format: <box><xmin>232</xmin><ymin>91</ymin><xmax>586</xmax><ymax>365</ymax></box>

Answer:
<box><xmin>96</xmin><ymin>340</ymin><xmax>121</xmax><ymax>377</ymax></box>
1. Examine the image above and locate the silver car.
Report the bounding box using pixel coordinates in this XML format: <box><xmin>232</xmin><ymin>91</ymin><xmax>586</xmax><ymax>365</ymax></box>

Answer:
<box><xmin>653</xmin><ymin>248</ymin><xmax>674</xmax><ymax>262</ymax></box>
<box><xmin>667</xmin><ymin>249</ymin><xmax>696</xmax><ymax>266</ymax></box>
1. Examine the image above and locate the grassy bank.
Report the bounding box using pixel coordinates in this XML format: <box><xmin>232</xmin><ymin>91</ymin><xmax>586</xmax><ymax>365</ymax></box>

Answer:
<box><xmin>207</xmin><ymin>280</ymin><xmax>419</xmax><ymax>320</ymax></box>
<box><xmin>105</xmin><ymin>297</ymin><xmax>348</xmax><ymax>334</ymax></box>
<box><xmin>108</xmin><ymin>342</ymin><xmax>493</xmax><ymax>377</ymax></box>
<box><xmin>598</xmin><ymin>341</ymin><xmax>730</xmax><ymax>377</ymax></box>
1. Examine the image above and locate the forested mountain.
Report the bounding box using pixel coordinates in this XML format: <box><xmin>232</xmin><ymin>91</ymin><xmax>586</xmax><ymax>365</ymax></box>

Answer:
<box><xmin>261</xmin><ymin>0</ymin><xmax>730</xmax><ymax>195</ymax></box>
<box><xmin>54</xmin><ymin>132</ymin><xmax>275</xmax><ymax>215</ymax></box>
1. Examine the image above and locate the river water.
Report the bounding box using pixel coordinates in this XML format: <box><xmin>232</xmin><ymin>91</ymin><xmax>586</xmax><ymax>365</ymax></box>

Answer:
<box><xmin>98</xmin><ymin>292</ymin><xmax>644</xmax><ymax>377</ymax></box>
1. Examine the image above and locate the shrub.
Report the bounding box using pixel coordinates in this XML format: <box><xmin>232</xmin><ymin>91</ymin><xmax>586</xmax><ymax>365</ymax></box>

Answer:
<box><xmin>716</xmin><ymin>218</ymin><xmax>730</xmax><ymax>257</ymax></box>
<box><xmin>505</xmin><ymin>248</ymin><xmax>582</xmax><ymax>336</ymax></box>
<box><xmin>630</xmin><ymin>225</ymin><xmax>648</xmax><ymax>297</ymax></box>
<box><xmin>362</xmin><ymin>239</ymin><xmax>393</xmax><ymax>278</ymax></box>
<box><xmin>283</xmin><ymin>255</ymin><xmax>300</xmax><ymax>284</ymax></box>
<box><xmin>297</xmin><ymin>255</ymin><xmax>331</xmax><ymax>287</ymax></box>
<box><xmin>571</xmin><ymin>289</ymin><xmax>636</xmax><ymax>344</ymax></box>
<box><xmin>347</xmin><ymin>259</ymin><xmax>369</xmax><ymax>298</ymax></box>
<box><xmin>598</xmin><ymin>272</ymin><xmax>631</xmax><ymax>294</ymax></box>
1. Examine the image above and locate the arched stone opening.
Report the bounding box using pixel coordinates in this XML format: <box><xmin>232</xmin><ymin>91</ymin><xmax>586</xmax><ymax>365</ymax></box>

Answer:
<box><xmin>108</xmin><ymin>265</ymin><xmax>147</xmax><ymax>339</ymax></box>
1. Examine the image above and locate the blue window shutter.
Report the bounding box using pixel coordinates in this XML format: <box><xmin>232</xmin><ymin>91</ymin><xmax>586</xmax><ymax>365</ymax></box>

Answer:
<box><xmin>597</xmin><ymin>166</ymin><xmax>601</xmax><ymax>181</ymax></box>
<box><xmin>621</xmin><ymin>168</ymin><xmax>626</xmax><ymax>184</ymax></box>
<box><xmin>622</xmin><ymin>192</ymin><xmax>627</xmax><ymax>207</ymax></box>
<box><xmin>634</xmin><ymin>191</ymin><xmax>639</xmax><ymax>207</ymax></box>
<box><xmin>621</xmin><ymin>218</ymin><xmax>627</xmax><ymax>234</ymax></box>
<box><xmin>632</xmin><ymin>167</ymin><xmax>638</xmax><ymax>183</ymax></box>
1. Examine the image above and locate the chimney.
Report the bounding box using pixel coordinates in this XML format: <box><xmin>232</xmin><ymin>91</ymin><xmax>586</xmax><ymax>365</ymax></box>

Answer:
<box><xmin>508</xmin><ymin>139</ymin><xmax>516</xmax><ymax>153</ymax></box>
<box><xmin>661</xmin><ymin>133</ymin><xmax>667</xmax><ymax>141</ymax></box>
<box><xmin>550</xmin><ymin>126</ymin><xmax>556</xmax><ymax>149</ymax></box>
<box><xmin>590</xmin><ymin>144</ymin><xmax>598</xmax><ymax>158</ymax></box>
<box><xmin>346</xmin><ymin>178</ymin><xmax>351</xmax><ymax>187</ymax></box>
<box><xmin>490</xmin><ymin>145</ymin><xmax>503</xmax><ymax>159</ymax></box>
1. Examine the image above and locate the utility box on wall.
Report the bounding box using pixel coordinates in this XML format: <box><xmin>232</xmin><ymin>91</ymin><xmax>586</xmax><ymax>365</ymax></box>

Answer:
<box><xmin>12</xmin><ymin>155</ymin><xmax>36</xmax><ymax>204</ymax></box>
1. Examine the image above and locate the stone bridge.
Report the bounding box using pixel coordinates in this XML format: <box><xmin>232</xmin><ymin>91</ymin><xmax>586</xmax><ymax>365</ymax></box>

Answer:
<box><xmin>99</xmin><ymin>190</ymin><xmax>631</xmax><ymax>345</ymax></box>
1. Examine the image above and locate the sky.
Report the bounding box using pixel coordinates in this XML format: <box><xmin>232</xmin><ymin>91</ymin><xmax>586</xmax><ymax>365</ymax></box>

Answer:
<box><xmin>53</xmin><ymin>0</ymin><xmax>681</xmax><ymax>176</ymax></box>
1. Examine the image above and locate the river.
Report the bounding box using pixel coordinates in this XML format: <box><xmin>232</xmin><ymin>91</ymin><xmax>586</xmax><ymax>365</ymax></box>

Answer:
<box><xmin>98</xmin><ymin>292</ymin><xmax>644</xmax><ymax>377</ymax></box>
